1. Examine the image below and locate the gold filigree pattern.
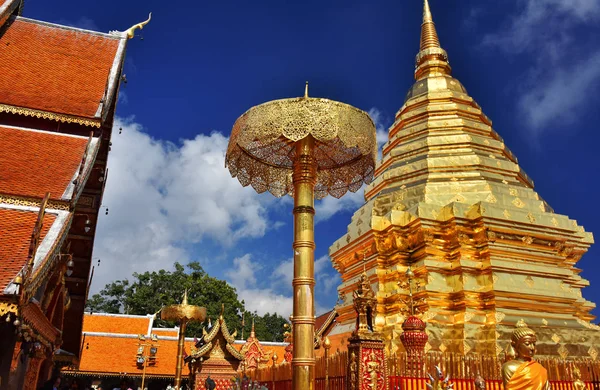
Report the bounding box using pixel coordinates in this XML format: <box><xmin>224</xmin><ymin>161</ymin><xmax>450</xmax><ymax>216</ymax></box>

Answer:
<box><xmin>0</xmin><ymin>103</ymin><xmax>101</xmax><ymax>127</ymax></box>
<box><xmin>558</xmin><ymin>345</ymin><xmax>569</xmax><ymax>359</ymax></box>
<box><xmin>494</xmin><ymin>312</ymin><xmax>505</xmax><ymax>323</ymax></box>
<box><xmin>0</xmin><ymin>194</ymin><xmax>70</xmax><ymax>211</ymax></box>
<box><xmin>525</xmin><ymin>276</ymin><xmax>534</xmax><ymax>288</ymax></box>
<box><xmin>439</xmin><ymin>343</ymin><xmax>447</xmax><ymax>353</ymax></box>
<box><xmin>226</xmin><ymin>96</ymin><xmax>377</xmax><ymax>199</ymax></box>
<box><xmin>495</xmin><ymin>344</ymin><xmax>503</xmax><ymax>356</ymax></box>
<box><xmin>463</xmin><ymin>340</ymin><xmax>471</xmax><ymax>354</ymax></box>
<box><xmin>0</xmin><ymin>301</ymin><xmax>18</xmax><ymax>316</ymax></box>
<box><xmin>512</xmin><ymin>198</ymin><xmax>525</xmax><ymax>208</ymax></box>
<box><xmin>551</xmin><ymin>334</ymin><xmax>561</xmax><ymax>344</ymax></box>
<box><xmin>589</xmin><ymin>346</ymin><xmax>598</xmax><ymax>361</ymax></box>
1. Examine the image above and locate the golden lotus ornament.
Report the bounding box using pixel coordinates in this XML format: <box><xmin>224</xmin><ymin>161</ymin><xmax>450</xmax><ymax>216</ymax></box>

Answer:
<box><xmin>226</xmin><ymin>84</ymin><xmax>377</xmax><ymax>390</ymax></box>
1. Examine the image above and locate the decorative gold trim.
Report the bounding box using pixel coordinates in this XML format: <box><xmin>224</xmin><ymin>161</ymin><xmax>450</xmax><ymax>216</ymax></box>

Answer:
<box><xmin>0</xmin><ymin>301</ymin><xmax>18</xmax><ymax>316</ymax></box>
<box><xmin>0</xmin><ymin>104</ymin><xmax>101</xmax><ymax>128</ymax></box>
<box><xmin>0</xmin><ymin>194</ymin><xmax>70</xmax><ymax>211</ymax></box>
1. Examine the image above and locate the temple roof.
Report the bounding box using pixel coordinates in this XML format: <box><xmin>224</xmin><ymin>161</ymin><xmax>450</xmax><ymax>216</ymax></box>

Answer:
<box><xmin>0</xmin><ymin>207</ymin><xmax>56</xmax><ymax>291</ymax></box>
<box><xmin>191</xmin><ymin>312</ymin><xmax>244</xmax><ymax>361</ymax></box>
<box><xmin>63</xmin><ymin>313</ymin><xmax>289</xmax><ymax>377</ymax></box>
<box><xmin>0</xmin><ymin>126</ymin><xmax>99</xmax><ymax>201</ymax></box>
<box><xmin>0</xmin><ymin>17</ymin><xmax>127</xmax><ymax>126</ymax></box>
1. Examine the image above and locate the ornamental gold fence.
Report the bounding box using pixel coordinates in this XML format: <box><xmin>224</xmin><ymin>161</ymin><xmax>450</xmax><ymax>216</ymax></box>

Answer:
<box><xmin>251</xmin><ymin>351</ymin><xmax>600</xmax><ymax>390</ymax></box>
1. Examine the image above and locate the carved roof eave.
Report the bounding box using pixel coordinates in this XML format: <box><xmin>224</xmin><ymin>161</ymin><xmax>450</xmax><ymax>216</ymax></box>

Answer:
<box><xmin>190</xmin><ymin>341</ymin><xmax>213</xmax><ymax>358</ymax></box>
<box><xmin>0</xmin><ymin>104</ymin><xmax>101</xmax><ymax>128</ymax></box>
<box><xmin>219</xmin><ymin>317</ymin><xmax>237</xmax><ymax>344</ymax></box>
<box><xmin>203</xmin><ymin>319</ymin><xmax>221</xmax><ymax>343</ymax></box>
<box><xmin>226</xmin><ymin>343</ymin><xmax>244</xmax><ymax>360</ymax></box>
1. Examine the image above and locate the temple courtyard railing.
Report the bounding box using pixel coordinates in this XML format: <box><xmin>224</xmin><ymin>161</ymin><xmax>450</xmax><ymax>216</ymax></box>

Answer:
<box><xmin>250</xmin><ymin>351</ymin><xmax>600</xmax><ymax>390</ymax></box>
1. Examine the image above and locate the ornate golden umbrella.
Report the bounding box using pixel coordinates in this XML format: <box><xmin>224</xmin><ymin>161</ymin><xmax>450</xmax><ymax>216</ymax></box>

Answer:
<box><xmin>226</xmin><ymin>84</ymin><xmax>377</xmax><ymax>390</ymax></box>
<box><xmin>161</xmin><ymin>291</ymin><xmax>207</xmax><ymax>389</ymax></box>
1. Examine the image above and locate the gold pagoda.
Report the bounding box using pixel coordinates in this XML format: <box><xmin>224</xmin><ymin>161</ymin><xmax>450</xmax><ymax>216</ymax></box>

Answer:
<box><xmin>329</xmin><ymin>0</ymin><xmax>599</xmax><ymax>358</ymax></box>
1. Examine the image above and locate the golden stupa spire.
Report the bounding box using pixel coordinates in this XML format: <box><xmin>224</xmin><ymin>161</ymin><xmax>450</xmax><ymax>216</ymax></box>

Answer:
<box><xmin>415</xmin><ymin>0</ymin><xmax>451</xmax><ymax>80</ymax></box>
<box><xmin>251</xmin><ymin>318</ymin><xmax>256</xmax><ymax>337</ymax></box>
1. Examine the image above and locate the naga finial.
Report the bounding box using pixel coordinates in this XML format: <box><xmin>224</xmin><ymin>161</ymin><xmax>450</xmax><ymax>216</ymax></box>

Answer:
<box><xmin>125</xmin><ymin>12</ymin><xmax>152</xmax><ymax>39</ymax></box>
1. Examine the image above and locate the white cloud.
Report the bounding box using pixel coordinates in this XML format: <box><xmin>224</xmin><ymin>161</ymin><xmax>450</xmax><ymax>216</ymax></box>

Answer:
<box><xmin>368</xmin><ymin>107</ymin><xmax>390</xmax><ymax>153</ymax></box>
<box><xmin>315</xmin><ymin>188</ymin><xmax>364</xmax><ymax>223</ymax></box>
<box><xmin>225</xmin><ymin>254</ymin><xmax>259</xmax><ymax>290</ymax></box>
<box><xmin>226</xmin><ymin>254</ymin><xmax>295</xmax><ymax>317</ymax></box>
<box><xmin>481</xmin><ymin>0</ymin><xmax>600</xmax><ymax>132</ymax></box>
<box><xmin>92</xmin><ymin>118</ymin><xmax>271</xmax><ymax>292</ymax></box>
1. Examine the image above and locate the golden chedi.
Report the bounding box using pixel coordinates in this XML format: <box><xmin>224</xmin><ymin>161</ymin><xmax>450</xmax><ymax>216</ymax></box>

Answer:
<box><xmin>328</xmin><ymin>0</ymin><xmax>599</xmax><ymax>357</ymax></box>
<box><xmin>502</xmin><ymin>322</ymin><xmax>549</xmax><ymax>390</ymax></box>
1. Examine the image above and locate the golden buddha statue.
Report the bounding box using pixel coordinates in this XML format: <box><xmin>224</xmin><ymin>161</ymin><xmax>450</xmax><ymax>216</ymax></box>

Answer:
<box><xmin>573</xmin><ymin>367</ymin><xmax>586</xmax><ymax>390</ymax></box>
<box><xmin>501</xmin><ymin>322</ymin><xmax>550</xmax><ymax>390</ymax></box>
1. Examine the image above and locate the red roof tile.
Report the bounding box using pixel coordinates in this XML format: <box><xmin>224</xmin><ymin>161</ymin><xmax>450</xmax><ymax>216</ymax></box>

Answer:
<box><xmin>0</xmin><ymin>208</ymin><xmax>55</xmax><ymax>291</ymax></box>
<box><xmin>0</xmin><ymin>18</ymin><xmax>121</xmax><ymax>119</ymax></box>
<box><xmin>0</xmin><ymin>126</ymin><xmax>89</xmax><ymax>200</ymax></box>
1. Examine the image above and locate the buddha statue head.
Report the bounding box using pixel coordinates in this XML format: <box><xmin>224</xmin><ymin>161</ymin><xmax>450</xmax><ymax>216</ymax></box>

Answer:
<box><xmin>510</xmin><ymin>320</ymin><xmax>537</xmax><ymax>360</ymax></box>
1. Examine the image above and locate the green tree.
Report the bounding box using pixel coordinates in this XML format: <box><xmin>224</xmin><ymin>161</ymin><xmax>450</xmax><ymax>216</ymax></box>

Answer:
<box><xmin>86</xmin><ymin>262</ymin><xmax>289</xmax><ymax>341</ymax></box>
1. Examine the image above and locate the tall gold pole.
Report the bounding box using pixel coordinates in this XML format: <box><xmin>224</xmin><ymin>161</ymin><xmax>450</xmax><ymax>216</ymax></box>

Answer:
<box><xmin>324</xmin><ymin>337</ymin><xmax>331</xmax><ymax>390</ymax></box>
<box><xmin>174</xmin><ymin>320</ymin><xmax>188</xmax><ymax>389</ymax></box>
<box><xmin>140</xmin><ymin>348</ymin><xmax>148</xmax><ymax>390</ymax></box>
<box><xmin>292</xmin><ymin>136</ymin><xmax>316</xmax><ymax>390</ymax></box>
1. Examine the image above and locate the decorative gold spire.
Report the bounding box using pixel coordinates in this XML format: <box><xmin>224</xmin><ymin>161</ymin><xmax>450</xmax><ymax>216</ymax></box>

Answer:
<box><xmin>304</xmin><ymin>81</ymin><xmax>309</xmax><ymax>98</ymax></box>
<box><xmin>251</xmin><ymin>318</ymin><xmax>256</xmax><ymax>337</ymax></box>
<box><xmin>420</xmin><ymin>0</ymin><xmax>440</xmax><ymax>51</ymax></box>
<box><xmin>415</xmin><ymin>0</ymin><xmax>451</xmax><ymax>80</ymax></box>
<box><xmin>182</xmin><ymin>289</ymin><xmax>188</xmax><ymax>305</ymax></box>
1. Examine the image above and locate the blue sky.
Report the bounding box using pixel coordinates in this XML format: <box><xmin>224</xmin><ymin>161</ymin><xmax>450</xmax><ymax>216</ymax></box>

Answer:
<box><xmin>25</xmin><ymin>0</ymin><xmax>600</xmax><ymax>318</ymax></box>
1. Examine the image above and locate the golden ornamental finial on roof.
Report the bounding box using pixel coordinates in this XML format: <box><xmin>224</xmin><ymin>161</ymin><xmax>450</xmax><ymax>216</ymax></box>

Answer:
<box><xmin>304</xmin><ymin>81</ymin><xmax>309</xmax><ymax>98</ymax></box>
<box><xmin>125</xmin><ymin>12</ymin><xmax>152</xmax><ymax>39</ymax></box>
<box><xmin>415</xmin><ymin>0</ymin><xmax>451</xmax><ymax>80</ymax></box>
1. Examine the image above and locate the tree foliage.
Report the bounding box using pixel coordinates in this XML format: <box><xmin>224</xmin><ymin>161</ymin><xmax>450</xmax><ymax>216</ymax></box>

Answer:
<box><xmin>86</xmin><ymin>262</ymin><xmax>289</xmax><ymax>341</ymax></box>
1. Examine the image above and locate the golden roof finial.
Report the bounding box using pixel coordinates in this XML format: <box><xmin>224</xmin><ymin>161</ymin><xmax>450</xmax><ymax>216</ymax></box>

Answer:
<box><xmin>251</xmin><ymin>318</ymin><xmax>256</xmax><ymax>337</ymax></box>
<box><xmin>182</xmin><ymin>289</ymin><xmax>188</xmax><ymax>305</ymax></box>
<box><xmin>420</xmin><ymin>0</ymin><xmax>440</xmax><ymax>51</ymax></box>
<box><xmin>125</xmin><ymin>12</ymin><xmax>152</xmax><ymax>39</ymax></box>
<box><xmin>304</xmin><ymin>81</ymin><xmax>309</xmax><ymax>98</ymax></box>
<box><xmin>415</xmin><ymin>0</ymin><xmax>451</xmax><ymax>80</ymax></box>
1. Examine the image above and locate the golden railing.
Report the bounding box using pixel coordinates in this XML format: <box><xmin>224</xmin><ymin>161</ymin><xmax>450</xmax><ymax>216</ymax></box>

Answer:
<box><xmin>387</xmin><ymin>352</ymin><xmax>600</xmax><ymax>382</ymax></box>
<box><xmin>250</xmin><ymin>350</ymin><xmax>600</xmax><ymax>390</ymax></box>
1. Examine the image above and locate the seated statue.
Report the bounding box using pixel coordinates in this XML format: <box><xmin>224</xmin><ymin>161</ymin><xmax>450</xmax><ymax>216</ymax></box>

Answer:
<box><xmin>501</xmin><ymin>322</ymin><xmax>550</xmax><ymax>390</ymax></box>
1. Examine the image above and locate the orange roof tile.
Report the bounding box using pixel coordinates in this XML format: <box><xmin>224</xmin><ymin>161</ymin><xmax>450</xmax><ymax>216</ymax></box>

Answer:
<box><xmin>77</xmin><ymin>334</ymin><xmax>194</xmax><ymax>377</ymax></box>
<box><xmin>83</xmin><ymin>314</ymin><xmax>152</xmax><ymax>335</ymax></box>
<box><xmin>70</xmin><ymin>314</ymin><xmax>292</xmax><ymax>378</ymax></box>
<box><xmin>0</xmin><ymin>126</ymin><xmax>89</xmax><ymax>200</ymax></box>
<box><xmin>0</xmin><ymin>18</ymin><xmax>122</xmax><ymax>119</ymax></box>
<box><xmin>0</xmin><ymin>208</ymin><xmax>55</xmax><ymax>291</ymax></box>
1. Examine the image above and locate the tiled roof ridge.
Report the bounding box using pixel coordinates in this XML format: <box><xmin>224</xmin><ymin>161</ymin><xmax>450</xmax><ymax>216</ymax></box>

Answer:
<box><xmin>84</xmin><ymin>312</ymin><xmax>155</xmax><ymax>319</ymax></box>
<box><xmin>15</xmin><ymin>16</ymin><xmax>127</xmax><ymax>39</ymax></box>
